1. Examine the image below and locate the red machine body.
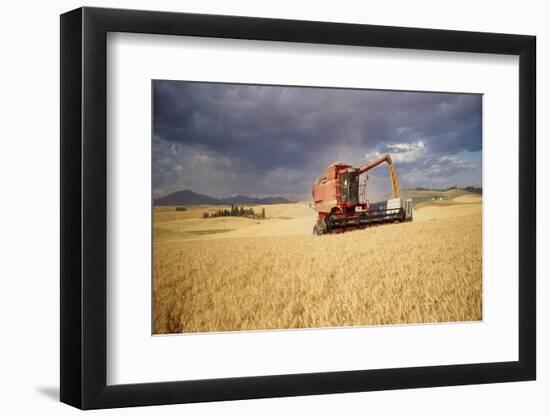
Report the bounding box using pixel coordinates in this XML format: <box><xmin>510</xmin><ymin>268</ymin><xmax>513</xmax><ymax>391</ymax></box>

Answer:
<box><xmin>311</xmin><ymin>153</ymin><xmax>411</xmax><ymax>235</ymax></box>
<box><xmin>312</xmin><ymin>162</ymin><xmax>367</xmax><ymax>220</ymax></box>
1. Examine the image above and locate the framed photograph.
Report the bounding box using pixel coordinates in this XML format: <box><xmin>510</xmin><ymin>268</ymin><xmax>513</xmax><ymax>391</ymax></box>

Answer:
<box><xmin>60</xmin><ymin>7</ymin><xmax>536</xmax><ymax>409</ymax></box>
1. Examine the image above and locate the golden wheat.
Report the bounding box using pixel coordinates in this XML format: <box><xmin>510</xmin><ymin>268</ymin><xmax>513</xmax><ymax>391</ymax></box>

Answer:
<box><xmin>153</xmin><ymin>198</ymin><xmax>482</xmax><ymax>334</ymax></box>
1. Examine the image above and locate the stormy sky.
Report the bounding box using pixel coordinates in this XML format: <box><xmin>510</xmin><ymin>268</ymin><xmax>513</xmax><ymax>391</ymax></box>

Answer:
<box><xmin>153</xmin><ymin>80</ymin><xmax>482</xmax><ymax>201</ymax></box>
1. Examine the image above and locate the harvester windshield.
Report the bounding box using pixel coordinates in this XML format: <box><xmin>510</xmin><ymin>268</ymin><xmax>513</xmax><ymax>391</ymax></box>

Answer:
<box><xmin>340</xmin><ymin>171</ymin><xmax>359</xmax><ymax>204</ymax></box>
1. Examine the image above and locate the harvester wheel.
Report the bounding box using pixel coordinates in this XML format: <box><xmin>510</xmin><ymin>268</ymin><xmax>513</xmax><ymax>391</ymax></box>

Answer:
<box><xmin>313</xmin><ymin>220</ymin><xmax>323</xmax><ymax>236</ymax></box>
<box><xmin>313</xmin><ymin>219</ymin><xmax>327</xmax><ymax>236</ymax></box>
<box><xmin>323</xmin><ymin>215</ymin><xmax>332</xmax><ymax>234</ymax></box>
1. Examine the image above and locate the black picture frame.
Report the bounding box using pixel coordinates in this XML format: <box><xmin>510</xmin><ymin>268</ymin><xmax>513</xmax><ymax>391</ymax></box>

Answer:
<box><xmin>60</xmin><ymin>6</ymin><xmax>536</xmax><ymax>410</ymax></box>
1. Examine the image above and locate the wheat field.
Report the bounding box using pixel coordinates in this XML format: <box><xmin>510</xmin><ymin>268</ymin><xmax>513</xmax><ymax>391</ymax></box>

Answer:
<box><xmin>153</xmin><ymin>193</ymin><xmax>482</xmax><ymax>334</ymax></box>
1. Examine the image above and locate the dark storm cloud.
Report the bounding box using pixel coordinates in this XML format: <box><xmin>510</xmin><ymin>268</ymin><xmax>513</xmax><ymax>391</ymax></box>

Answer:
<box><xmin>153</xmin><ymin>80</ymin><xmax>482</xmax><ymax>199</ymax></box>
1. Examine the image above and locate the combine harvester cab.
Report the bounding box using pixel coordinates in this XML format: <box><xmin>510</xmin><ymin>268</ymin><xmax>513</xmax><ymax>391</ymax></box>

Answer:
<box><xmin>312</xmin><ymin>153</ymin><xmax>413</xmax><ymax>235</ymax></box>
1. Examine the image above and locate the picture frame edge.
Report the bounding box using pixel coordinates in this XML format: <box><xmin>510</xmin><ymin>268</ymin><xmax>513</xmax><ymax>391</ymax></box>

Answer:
<box><xmin>60</xmin><ymin>6</ymin><xmax>537</xmax><ymax>410</ymax></box>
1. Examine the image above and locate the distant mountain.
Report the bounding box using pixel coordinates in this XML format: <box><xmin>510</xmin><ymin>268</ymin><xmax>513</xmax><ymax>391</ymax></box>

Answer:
<box><xmin>154</xmin><ymin>189</ymin><xmax>291</xmax><ymax>206</ymax></box>
<box><xmin>154</xmin><ymin>189</ymin><xmax>220</xmax><ymax>206</ymax></box>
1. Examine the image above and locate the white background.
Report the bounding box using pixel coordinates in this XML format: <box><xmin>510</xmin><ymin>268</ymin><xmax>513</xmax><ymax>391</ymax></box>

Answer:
<box><xmin>0</xmin><ymin>0</ymin><xmax>546</xmax><ymax>416</ymax></box>
<box><xmin>108</xmin><ymin>33</ymin><xmax>519</xmax><ymax>384</ymax></box>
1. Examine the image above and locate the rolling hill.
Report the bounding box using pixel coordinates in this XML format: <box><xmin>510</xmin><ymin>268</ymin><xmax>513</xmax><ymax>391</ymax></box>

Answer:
<box><xmin>154</xmin><ymin>189</ymin><xmax>291</xmax><ymax>206</ymax></box>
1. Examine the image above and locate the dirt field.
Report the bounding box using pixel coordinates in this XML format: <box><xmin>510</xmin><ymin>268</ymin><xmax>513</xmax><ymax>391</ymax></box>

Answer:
<box><xmin>153</xmin><ymin>192</ymin><xmax>482</xmax><ymax>334</ymax></box>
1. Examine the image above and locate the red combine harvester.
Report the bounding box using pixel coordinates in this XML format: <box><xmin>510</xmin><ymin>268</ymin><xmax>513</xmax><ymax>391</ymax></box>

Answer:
<box><xmin>312</xmin><ymin>153</ymin><xmax>413</xmax><ymax>235</ymax></box>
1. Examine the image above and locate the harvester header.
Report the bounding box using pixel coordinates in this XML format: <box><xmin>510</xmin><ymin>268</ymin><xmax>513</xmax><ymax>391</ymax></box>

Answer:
<box><xmin>312</xmin><ymin>153</ymin><xmax>412</xmax><ymax>235</ymax></box>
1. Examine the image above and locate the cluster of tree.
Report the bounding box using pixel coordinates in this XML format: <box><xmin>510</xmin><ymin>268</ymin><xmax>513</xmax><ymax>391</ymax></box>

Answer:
<box><xmin>462</xmin><ymin>186</ymin><xmax>482</xmax><ymax>194</ymax></box>
<box><xmin>415</xmin><ymin>186</ymin><xmax>459</xmax><ymax>191</ymax></box>
<box><xmin>414</xmin><ymin>185</ymin><xmax>482</xmax><ymax>193</ymax></box>
<box><xmin>203</xmin><ymin>205</ymin><xmax>266</xmax><ymax>219</ymax></box>
<box><xmin>175</xmin><ymin>207</ymin><xmax>187</xmax><ymax>212</ymax></box>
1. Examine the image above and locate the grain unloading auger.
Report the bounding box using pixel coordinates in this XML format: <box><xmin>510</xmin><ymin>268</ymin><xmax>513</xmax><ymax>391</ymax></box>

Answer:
<box><xmin>312</xmin><ymin>153</ymin><xmax>413</xmax><ymax>235</ymax></box>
